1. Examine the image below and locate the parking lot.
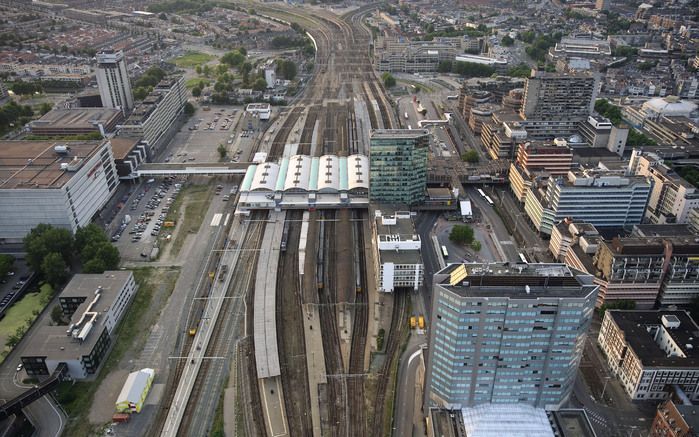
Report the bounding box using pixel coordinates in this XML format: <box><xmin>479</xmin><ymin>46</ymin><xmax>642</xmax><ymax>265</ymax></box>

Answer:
<box><xmin>111</xmin><ymin>177</ymin><xmax>185</xmax><ymax>262</ymax></box>
<box><xmin>0</xmin><ymin>261</ymin><xmax>32</xmax><ymax>316</ymax></box>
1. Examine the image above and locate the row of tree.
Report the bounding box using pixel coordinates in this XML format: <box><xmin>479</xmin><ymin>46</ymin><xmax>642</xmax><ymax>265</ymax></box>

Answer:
<box><xmin>0</xmin><ymin>101</ymin><xmax>33</xmax><ymax>135</ymax></box>
<box><xmin>24</xmin><ymin>223</ymin><xmax>120</xmax><ymax>287</ymax></box>
<box><xmin>133</xmin><ymin>66</ymin><xmax>168</xmax><ymax>101</ymax></box>
<box><xmin>437</xmin><ymin>60</ymin><xmax>495</xmax><ymax>78</ymax></box>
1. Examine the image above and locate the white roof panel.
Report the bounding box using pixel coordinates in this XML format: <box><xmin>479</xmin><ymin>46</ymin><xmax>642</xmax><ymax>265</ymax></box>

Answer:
<box><xmin>461</xmin><ymin>404</ymin><xmax>554</xmax><ymax>437</ymax></box>
<box><xmin>250</xmin><ymin>162</ymin><xmax>279</xmax><ymax>191</ymax></box>
<box><xmin>347</xmin><ymin>154</ymin><xmax>369</xmax><ymax>191</ymax></box>
<box><xmin>116</xmin><ymin>368</ymin><xmax>154</xmax><ymax>405</ymax></box>
<box><xmin>317</xmin><ymin>155</ymin><xmax>340</xmax><ymax>192</ymax></box>
<box><xmin>284</xmin><ymin>154</ymin><xmax>311</xmax><ymax>191</ymax></box>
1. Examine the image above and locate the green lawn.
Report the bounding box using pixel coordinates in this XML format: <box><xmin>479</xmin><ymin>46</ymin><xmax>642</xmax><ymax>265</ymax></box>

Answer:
<box><xmin>172</xmin><ymin>51</ymin><xmax>215</xmax><ymax>68</ymax></box>
<box><xmin>0</xmin><ymin>283</ymin><xmax>52</xmax><ymax>360</ymax></box>
<box><xmin>164</xmin><ymin>184</ymin><xmax>214</xmax><ymax>257</ymax></box>
<box><xmin>185</xmin><ymin>77</ymin><xmax>211</xmax><ymax>89</ymax></box>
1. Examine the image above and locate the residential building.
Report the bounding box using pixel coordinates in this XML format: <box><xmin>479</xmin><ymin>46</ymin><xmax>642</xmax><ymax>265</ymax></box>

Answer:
<box><xmin>688</xmin><ymin>208</ymin><xmax>699</xmax><ymax>235</ymax></box>
<box><xmin>21</xmin><ymin>271</ymin><xmax>137</xmax><ymax>380</ymax></box>
<box><xmin>29</xmin><ymin>108</ymin><xmax>122</xmax><ymax>137</ymax></box>
<box><xmin>117</xmin><ymin>76</ymin><xmax>186</xmax><ymax>152</ymax></box>
<box><xmin>520</xmin><ymin>71</ymin><xmax>598</xmax><ymax>122</ymax></box>
<box><xmin>96</xmin><ymin>50</ymin><xmax>134</xmax><ymax>114</ymax></box>
<box><xmin>650</xmin><ymin>399</ymin><xmax>699</xmax><ymax>437</ymax></box>
<box><xmin>480</xmin><ymin>113</ymin><xmax>527</xmax><ymax>160</ymax></box>
<box><xmin>523</xmin><ymin>169</ymin><xmax>651</xmax><ymax>235</ymax></box>
<box><xmin>629</xmin><ymin>150</ymin><xmax>699</xmax><ymax>224</ymax></box>
<box><xmin>369</xmin><ymin>129</ymin><xmax>429</xmax><ymax>205</ymax></box>
<box><xmin>550</xmin><ymin>37</ymin><xmax>611</xmax><ymax>59</ymax></box>
<box><xmin>0</xmin><ymin>140</ymin><xmax>118</xmax><ymax>242</ymax></box>
<box><xmin>372</xmin><ymin>210</ymin><xmax>423</xmax><ymax>292</ymax></box>
<box><xmin>598</xmin><ymin>310</ymin><xmax>699</xmax><ymax>402</ymax></box>
<box><xmin>425</xmin><ymin>263</ymin><xmax>597</xmax><ymax>410</ymax></box>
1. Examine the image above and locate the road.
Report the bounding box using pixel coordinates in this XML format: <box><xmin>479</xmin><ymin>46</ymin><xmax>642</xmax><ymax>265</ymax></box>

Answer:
<box><xmin>393</xmin><ymin>338</ymin><xmax>426</xmax><ymax>437</ymax></box>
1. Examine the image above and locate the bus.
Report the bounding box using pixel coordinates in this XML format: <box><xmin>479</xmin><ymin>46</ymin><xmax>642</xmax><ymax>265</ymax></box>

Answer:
<box><xmin>519</xmin><ymin>253</ymin><xmax>528</xmax><ymax>263</ymax></box>
<box><xmin>477</xmin><ymin>188</ymin><xmax>486</xmax><ymax>198</ymax></box>
<box><xmin>446</xmin><ymin>95</ymin><xmax>459</xmax><ymax>100</ymax></box>
<box><xmin>408</xmin><ymin>124</ymin><xmax>412</xmax><ymax>130</ymax></box>
<box><xmin>441</xmin><ymin>245</ymin><xmax>449</xmax><ymax>258</ymax></box>
<box><xmin>484</xmin><ymin>196</ymin><xmax>494</xmax><ymax>206</ymax></box>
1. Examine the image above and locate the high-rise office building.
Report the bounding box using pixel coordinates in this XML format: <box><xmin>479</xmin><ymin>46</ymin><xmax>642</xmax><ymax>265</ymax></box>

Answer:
<box><xmin>520</xmin><ymin>71</ymin><xmax>598</xmax><ymax>122</ymax></box>
<box><xmin>369</xmin><ymin>129</ymin><xmax>429</xmax><ymax>205</ymax></box>
<box><xmin>96</xmin><ymin>50</ymin><xmax>134</xmax><ymax>114</ymax></box>
<box><xmin>424</xmin><ymin>263</ymin><xmax>598</xmax><ymax>410</ymax></box>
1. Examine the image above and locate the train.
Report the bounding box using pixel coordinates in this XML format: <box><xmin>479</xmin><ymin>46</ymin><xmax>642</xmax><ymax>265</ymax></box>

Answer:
<box><xmin>218</xmin><ymin>264</ymin><xmax>228</xmax><ymax>282</ymax></box>
<box><xmin>281</xmin><ymin>219</ymin><xmax>290</xmax><ymax>252</ymax></box>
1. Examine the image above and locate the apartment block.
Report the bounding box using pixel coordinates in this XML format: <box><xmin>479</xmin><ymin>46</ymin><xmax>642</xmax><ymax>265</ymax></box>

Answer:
<box><xmin>369</xmin><ymin>129</ymin><xmax>429</xmax><ymax>205</ymax></box>
<box><xmin>578</xmin><ymin>114</ymin><xmax>629</xmax><ymax>156</ymax></box>
<box><xmin>549</xmin><ymin>220</ymin><xmax>599</xmax><ymax>262</ymax></box>
<box><xmin>630</xmin><ymin>150</ymin><xmax>699</xmax><ymax>224</ymax></box>
<box><xmin>96</xmin><ymin>49</ymin><xmax>134</xmax><ymax>114</ymax></box>
<box><xmin>375</xmin><ymin>36</ymin><xmax>480</xmax><ymax>73</ymax></box>
<box><xmin>650</xmin><ymin>399</ymin><xmax>699</xmax><ymax>437</ymax></box>
<box><xmin>425</xmin><ymin>263</ymin><xmax>597</xmax><ymax>410</ymax></box>
<box><xmin>598</xmin><ymin>311</ymin><xmax>699</xmax><ymax>402</ymax></box>
<box><xmin>372</xmin><ymin>210</ymin><xmax>423</xmax><ymax>292</ymax></box>
<box><xmin>520</xmin><ymin>71</ymin><xmax>598</xmax><ymax>122</ymax></box>
<box><xmin>117</xmin><ymin>76</ymin><xmax>187</xmax><ymax>152</ymax></box>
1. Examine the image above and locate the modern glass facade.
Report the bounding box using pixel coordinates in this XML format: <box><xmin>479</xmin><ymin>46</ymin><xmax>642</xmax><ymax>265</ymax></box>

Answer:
<box><xmin>369</xmin><ymin>129</ymin><xmax>429</xmax><ymax>205</ymax></box>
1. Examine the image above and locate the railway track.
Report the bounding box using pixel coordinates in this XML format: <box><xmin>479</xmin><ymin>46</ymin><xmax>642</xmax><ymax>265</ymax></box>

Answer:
<box><xmin>178</xmin><ymin>215</ymin><xmax>265</xmax><ymax>436</ymax></box>
<box><xmin>371</xmin><ymin>291</ymin><xmax>409</xmax><ymax>435</ymax></box>
<box><xmin>347</xmin><ymin>209</ymin><xmax>369</xmax><ymax>437</ymax></box>
<box><xmin>276</xmin><ymin>210</ymin><xmax>313</xmax><ymax>437</ymax></box>
<box><xmin>269</xmin><ymin>107</ymin><xmax>304</xmax><ymax>160</ymax></box>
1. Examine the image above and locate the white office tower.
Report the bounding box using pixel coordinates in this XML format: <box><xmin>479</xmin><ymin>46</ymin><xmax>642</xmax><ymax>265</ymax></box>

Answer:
<box><xmin>96</xmin><ymin>50</ymin><xmax>134</xmax><ymax>114</ymax></box>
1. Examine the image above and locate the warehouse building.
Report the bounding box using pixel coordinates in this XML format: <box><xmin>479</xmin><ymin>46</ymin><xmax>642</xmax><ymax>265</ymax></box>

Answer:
<box><xmin>0</xmin><ymin>140</ymin><xmax>118</xmax><ymax>242</ymax></box>
<box><xmin>598</xmin><ymin>310</ymin><xmax>699</xmax><ymax>402</ymax></box>
<box><xmin>115</xmin><ymin>368</ymin><xmax>155</xmax><ymax>413</ymax></box>
<box><xmin>372</xmin><ymin>210</ymin><xmax>423</xmax><ymax>292</ymax></box>
<box><xmin>21</xmin><ymin>271</ymin><xmax>136</xmax><ymax>380</ymax></box>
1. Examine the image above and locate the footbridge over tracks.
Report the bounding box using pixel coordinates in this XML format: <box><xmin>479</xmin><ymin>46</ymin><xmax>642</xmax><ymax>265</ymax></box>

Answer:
<box><xmin>135</xmin><ymin>162</ymin><xmax>251</xmax><ymax>177</ymax></box>
<box><xmin>0</xmin><ymin>362</ymin><xmax>69</xmax><ymax>420</ymax></box>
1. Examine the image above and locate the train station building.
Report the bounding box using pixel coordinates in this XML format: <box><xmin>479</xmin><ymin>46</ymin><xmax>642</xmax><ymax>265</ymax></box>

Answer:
<box><xmin>237</xmin><ymin>154</ymin><xmax>370</xmax><ymax>212</ymax></box>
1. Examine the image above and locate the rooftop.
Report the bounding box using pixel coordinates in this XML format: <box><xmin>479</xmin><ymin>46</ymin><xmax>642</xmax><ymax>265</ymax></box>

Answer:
<box><xmin>436</xmin><ymin>262</ymin><xmax>597</xmax><ymax>299</ymax></box>
<box><xmin>675</xmin><ymin>404</ymin><xmax>699</xmax><ymax>432</ymax></box>
<box><xmin>461</xmin><ymin>404</ymin><xmax>554</xmax><ymax>437</ymax></box>
<box><xmin>608</xmin><ymin>310</ymin><xmax>699</xmax><ymax>368</ymax></box>
<box><xmin>109</xmin><ymin>137</ymin><xmax>141</xmax><ymax>160</ymax></box>
<box><xmin>31</xmin><ymin>108</ymin><xmax>122</xmax><ymax>131</ymax></box>
<box><xmin>370</xmin><ymin>129</ymin><xmax>430</xmax><ymax>139</ymax></box>
<box><xmin>22</xmin><ymin>271</ymin><xmax>133</xmax><ymax>360</ymax></box>
<box><xmin>0</xmin><ymin>140</ymin><xmax>107</xmax><ymax>189</ymax></box>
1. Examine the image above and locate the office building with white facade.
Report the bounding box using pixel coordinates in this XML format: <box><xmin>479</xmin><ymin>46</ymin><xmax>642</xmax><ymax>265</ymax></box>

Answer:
<box><xmin>424</xmin><ymin>263</ymin><xmax>598</xmax><ymax>410</ymax></box>
<box><xmin>21</xmin><ymin>271</ymin><xmax>137</xmax><ymax>379</ymax></box>
<box><xmin>524</xmin><ymin>169</ymin><xmax>651</xmax><ymax>235</ymax></box>
<box><xmin>117</xmin><ymin>76</ymin><xmax>186</xmax><ymax>152</ymax></box>
<box><xmin>96</xmin><ymin>50</ymin><xmax>134</xmax><ymax>114</ymax></box>
<box><xmin>0</xmin><ymin>140</ymin><xmax>118</xmax><ymax>242</ymax></box>
<box><xmin>372</xmin><ymin>210</ymin><xmax>423</xmax><ymax>292</ymax></box>
<box><xmin>598</xmin><ymin>310</ymin><xmax>699</xmax><ymax>402</ymax></box>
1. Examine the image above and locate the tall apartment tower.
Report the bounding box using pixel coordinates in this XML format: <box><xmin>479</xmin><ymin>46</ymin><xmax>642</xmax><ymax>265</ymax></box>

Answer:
<box><xmin>520</xmin><ymin>71</ymin><xmax>598</xmax><ymax>121</ymax></box>
<box><xmin>424</xmin><ymin>263</ymin><xmax>598</xmax><ymax>410</ymax></box>
<box><xmin>96</xmin><ymin>50</ymin><xmax>134</xmax><ymax>114</ymax></box>
<box><xmin>369</xmin><ymin>129</ymin><xmax>429</xmax><ymax>205</ymax></box>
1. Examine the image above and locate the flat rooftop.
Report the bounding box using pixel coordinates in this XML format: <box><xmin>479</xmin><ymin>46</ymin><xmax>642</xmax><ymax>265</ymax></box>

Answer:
<box><xmin>437</xmin><ymin>262</ymin><xmax>596</xmax><ymax>298</ymax></box>
<box><xmin>22</xmin><ymin>271</ymin><xmax>133</xmax><ymax>360</ymax></box>
<box><xmin>31</xmin><ymin>108</ymin><xmax>122</xmax><ymax>131</ymax></box>
<box><xmin>0</xmin><ymin>140</ymin><xmax>106</xmax><ymax>189</ymax></box>
<box><xmin>608</xmin><ymin>310</ymin><xmax>699</xmax><ymax>368</ymax></box>
<box><xmin>109</xmin><ymin>137</ymin><xmax>140</xmax><ymax>160</ymax></box>
<box><xmin>380</xmin><ymin>249</ymin><xmax>422</xmax><ymax>265</ymax></box>
<box><xmin>632</xmin><ymin>224</ymin><xmax>696</xmax><ymax>238</ymax></box>
<box><xmin>550</xmin><ymin>410</ymin><xmax>597</xmax><ymax>437</ymax></box>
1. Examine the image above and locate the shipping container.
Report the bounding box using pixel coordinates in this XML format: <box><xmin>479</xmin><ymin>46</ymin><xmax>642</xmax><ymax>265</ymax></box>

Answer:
<box><xmin>112</xmin><ymin>413</ymin><xmax>130</xmax><ymax>423</ymax></box>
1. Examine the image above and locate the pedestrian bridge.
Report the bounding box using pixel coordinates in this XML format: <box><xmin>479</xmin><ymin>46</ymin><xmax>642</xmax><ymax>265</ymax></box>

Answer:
<box><xmin>135</xmin><ymin>162</ymin><xmax>251</xmax><ymax>177</ymax></box>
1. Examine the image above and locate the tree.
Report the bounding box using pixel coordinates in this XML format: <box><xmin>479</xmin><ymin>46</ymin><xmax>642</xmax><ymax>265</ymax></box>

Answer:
<box><xmin>221</xmin><ymin>50</ymin><xmax>245</xmax><ymax>67</ymax></box>
<box><xmin>41</xmin><ymin>252</ymin><xmax>68</xmax><ymax>287</ymax></box>
<box><xmin>507</xmin><ymin>63</ymin><xmax>531</xmax><ymax>78</ymax></box>
<box><xmin>437</xmin><ymin>60</ymin><xmax>453</xmax><ymax>73</ymax></box>
<box><xmin>280</xmin><ymin>60</ymin><xmax>297</xmax><ymax>80</ymax></box>
<box><xmin>195</xmin><ymin>65</ymin><xmax>202</xmax><ymax>75</ymax></box>
<box><xmin>598</xmin><ymin>300</ymin><xmax>635</xmax><ymax>318</ymax></box>
<box><xmin>51</xmin><ymin>304</ymin><xmax>66</xmax><ymax>325</ymax></box>
<box><xmin>75</xmin><ymin>223</ymin><xmax>107</xmax><ymax>251</ymax></box>
<box><xmin>0</xmin><ymin>254</ymin><xmax>14</xmax><ymax>277</ymax></box>
<box><xmin>39</xmin><ymin>102</ymin><xmax>53</xmax><ymax>115</ymax></box>
<box><xmin>192</xmin><ymin>86</ymin><xmax>202</xmax><ymax>97</ymax></box>
<box><xmin>449</xmin><ymin>224</ymin><xmax>475</xmax><ymax>245</ymax></box>
<box><xmin>381</xmin><ymin>72</ymin><xmax>396</xmax><ymax>88</ymax></box>
<box><xmin>461</xmin><ymin>150</ymin><xmax>479</xmax><ymax>163</ymax></box>
<box><xmin>501</xmin><ymin>35</ymin><xmax>514</xmax><ymax>46</ymax></box>
<box><xmin>217</xmin><ymin>143</ymin><xmax>227</xmax><ymax>159</ymax></box>
<box><xmin>252</xmin><ymin>77</ymin><xmax>267</xmax><ymax>91</ymax></box>
<box><xmin>471</xmin><ymin>240</ymin><xmax>482</xmax><ymax>251</ymax></box>
<box><xmin>217</xmin><ymin>63</ymin><xmax>228</xmax><ymax>75</ymax></box>
<box><xmin>184</xmin><ymin>102</ymin><xmax>195</xmax><ymax>116</ymax></box>
<box><xmin>133</xmin><ymin>86</ymin><xmax>150</xmax><ymax>101</ymax></box>
<box><xmin>24</xmin><ymin>224</ymin><xmax>73</xmax><ymax>271</ymax></box>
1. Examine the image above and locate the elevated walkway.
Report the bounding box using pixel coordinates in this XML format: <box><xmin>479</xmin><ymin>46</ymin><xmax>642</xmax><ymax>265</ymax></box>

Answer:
<box><xmin>0</xmin><ymin>362</ymin><xmax>68</xmax><ymax>420</ymax></box>
<box><xmin>135</xmin><ymin>162</ymin><xmax>250</xmax><ymax>177</ymax></box>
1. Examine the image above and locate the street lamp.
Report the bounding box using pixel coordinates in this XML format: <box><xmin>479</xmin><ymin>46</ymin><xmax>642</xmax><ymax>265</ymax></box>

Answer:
<box><xmin>600</xmin><ymin>376</ymin><xmax>611</xmax><ymax>400</ymax></box>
